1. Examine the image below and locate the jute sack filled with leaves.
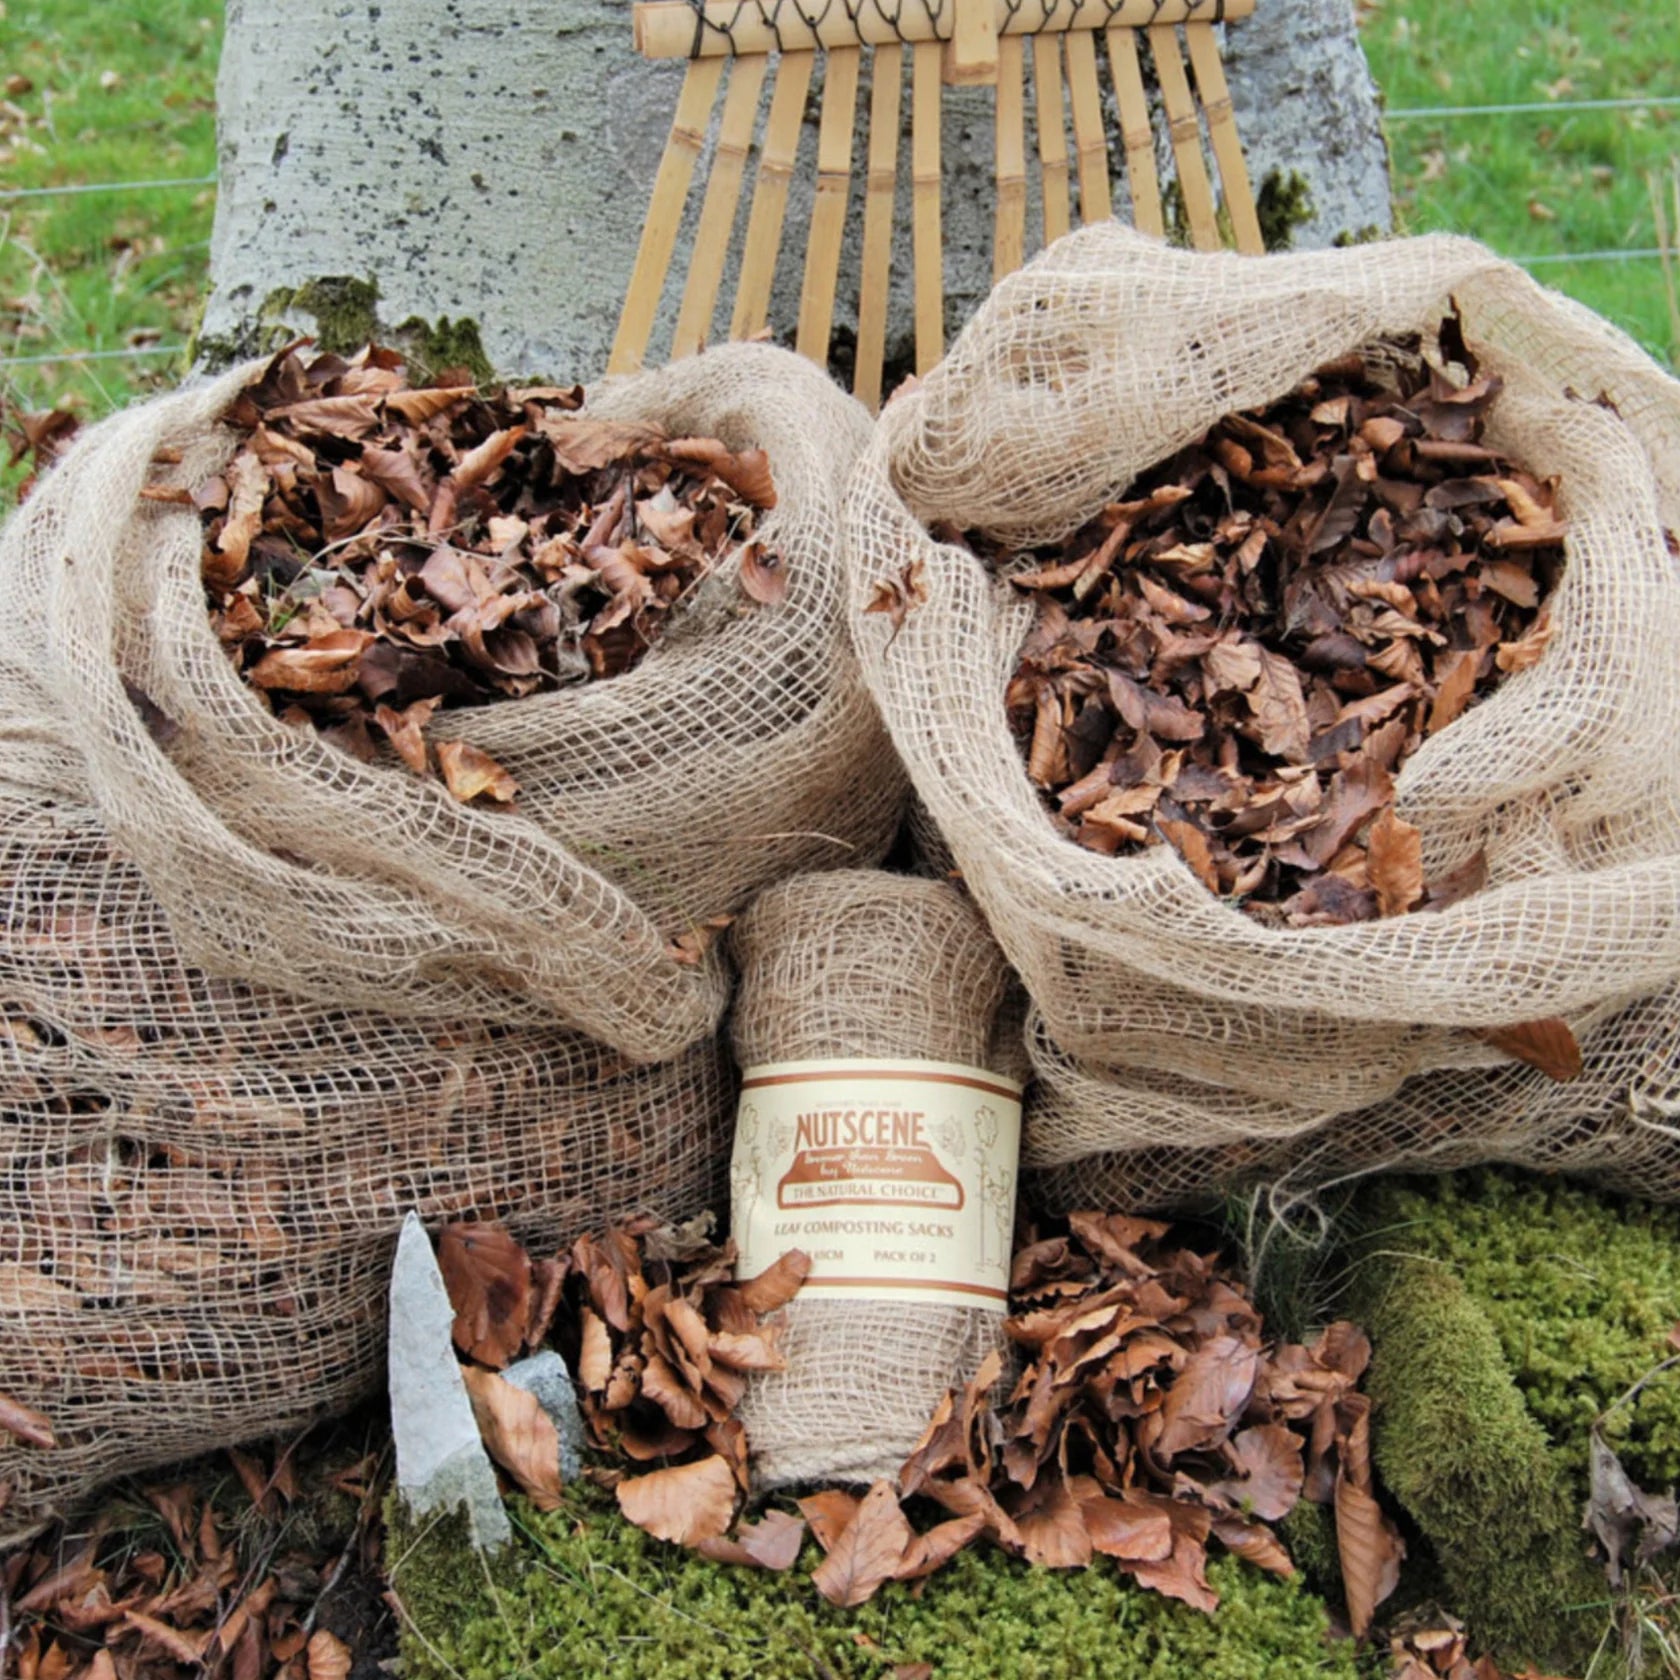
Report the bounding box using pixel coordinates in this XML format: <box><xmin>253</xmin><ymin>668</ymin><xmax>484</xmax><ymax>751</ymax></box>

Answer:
<box><xmin>729</xmin><ymin>871</ymin><xmax>1019</xmax><ymax>1488</ymax></box>
<box><xmin>1</xmin><ymin>341</ymin><xmax>903</xmax><ymax>1065</ymax></box>
<box><xmin>847</xmin><ymin>226</ymin><xmax>1680</xmax><ymax>1201</ymax></box>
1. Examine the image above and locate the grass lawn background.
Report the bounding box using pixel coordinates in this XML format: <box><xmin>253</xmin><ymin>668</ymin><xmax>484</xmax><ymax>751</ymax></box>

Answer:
<box><xmin>0</xmin><ymin>0</ymin><xmax>1672</xmax><ymax>459</ymax></box>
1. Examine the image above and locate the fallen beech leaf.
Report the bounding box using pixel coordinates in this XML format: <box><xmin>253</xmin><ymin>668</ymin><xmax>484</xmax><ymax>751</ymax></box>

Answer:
<box><xmin>864</xmin><ymin>558</ymin><xmax>929</xmax><ymax>647</ymax></box>
<box><xmin>1081</xmin><ymin>1492</ymin><xmax>1173</xmax><ymax>1562</ymax></box>
<box><xmin>1212</xmin><ymin>1515</ymin><xmax>1294</xmax><ymax>1577</ymax></box>
<box><xmin>1155</xmin><ymin>1336</ymin><xmax>1260</xmax><ymax>1457</ymax></box>
<box><xmin>269</xmin><ymin>393</ymin><xmax>383</xmax><ymax>438</ymax></box>
<box><xmin>812</xmin><ymin>1479</ymin><xmax>914</xmax><ymax>1607</ymax></box>
<box><xmin>1126</xmin><ymin>1526</ymin><xmax>1218</xmax><ymax>1615</ymax></box>
<box><xmin>1334</xmin><ymin>1464</ymin><xmax>1405</xmax><ymax>1637</ymax></box>
<box><xmin>738</xmin><ymin>541</ymin><xmax>788</xmax><ymax>606</ymax></box>
<box><xmin>696</xmin><ymin>1508</ymin><xmax>806</xmax><ymax>1571</ymax></box>
<box><xmin>461</xmin><ymin>1366</ymin><xmax>563</xmax><ymax>1509</ymax></box>
<box><xmin>306</xmin><ymin>1630</ymin><xmax>353</xmax><ymax>1680</ymax></box>
<box><xmin>373</xmin><ymin>696</ymin><xmax>441</xmax><ymax>775</ymax></box>
<box><xmin>452</xmin><ymin>425</ymin><xmax>527</xmax><ymax>490</ymax></box>
<box><xmin>735</xmin><ymin>1249</ymin><xmax>811</xmax><ymax>1315</ymax></box>
<box><xmin>1479</xmin><ymin>1016</ymin><xmax>1583</xmax><ymax>1081</ymax></box>
<box><xmin>247</xmin><ymin>630</ymin><xmax>374</xmax><ymax>696</ymax></box>
<box><xmin>384</xmin><ymin>385</ymin><xmax>476</xmax><ymax>424</ymax></box>
<box><xmin>1496</xmin><ymin>609</ymin><xmax>1556</xmax><ymax>674</ymax></box>
<box><xmin>438</xmin><ymin>1222</ymin><xmax>531</xmax><ymax>1367</ymax></box>
<box><xmin>436</xmin><ymin>739</ymin><xmax>520</xmax><ymax>804</ymax></box>
<box><xmin>1427</xmin><ymin>649</ymin><xmax>1481</xmax><ymax>735</ymax></box>
<box><xmin>663</xmin><ymin>437</ymin><xmax>776</xmax><ymax>508</ymax></box>
<box><xmin>1012</xmin><ymin>1475</ymin><xmax>1094</xmax><ymax>1569</ymax></box>
<box><xmin>1367</xmin><ymin>808</ymin><xmax>1425</xmax><ymax>918</ymax></box>
<box><xmin>0</xmin><ymin>1390</ymin><xmax>56</xmax><ymax>1450</ymax></box>
<box><xmin>577</xmin><ymin>1306</ymin><xmax>614</xmax><ymax>1391</ymax></box>
<box><xmin>123</xmin><ymin>1612</ymin><xmax>209</xmax><ymax>1663</ymax></box>
<box><xmin>798</xmin><ymin>1487</ymin><xmax>863</xmax><ymax>1553</ymax></box>
<box><xmin>318</xmin><ymin>463</ymin><xmax>387</xmax><ymax>540</ymax></box>
<box><xmin>1209</xmin><ymin>1424</ymin><xmax>1304</xmax><ymax>1522</ymax></box>
<box><xmin>895</xmin><ymin>1511</ymin><xmax>987</xmax><ymax>1580</ymax></box>
<box><xmin>211</xmin><ymin>450</ymin><xmax>270</xmax><ymax>584</ymax></box>
<box><xmin>616</xmin><ymin>1454</ymin><xmax>737</xmax><ymax>1546</ymax></box>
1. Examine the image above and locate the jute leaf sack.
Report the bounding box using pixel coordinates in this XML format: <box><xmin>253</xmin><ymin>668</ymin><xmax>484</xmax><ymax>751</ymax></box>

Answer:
<box><xmin>846</xmin><ymin>225</ymin><xmax>1680</xmax><ymax>1205</ymax></box>
<box><xmin>0</xmin><ymin>343</ymin><xmax>900</xmax><ymax>1531</ymax></box>
<box><xmin>1</xmin><ymin>341</ymin><xmax>903</xmax><ymax>1065</ymax></box>
<box><xmin>730</xmin><ymin>871</ymin><xmax>1018</xmax><ymax>1488</ymax></box>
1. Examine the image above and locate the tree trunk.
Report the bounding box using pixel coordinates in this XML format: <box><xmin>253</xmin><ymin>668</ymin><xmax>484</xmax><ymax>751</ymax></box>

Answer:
<box><xmin>199</xmin><ymin>0</ymin><xmax>1391</xmax><ymax>385</ymax></box>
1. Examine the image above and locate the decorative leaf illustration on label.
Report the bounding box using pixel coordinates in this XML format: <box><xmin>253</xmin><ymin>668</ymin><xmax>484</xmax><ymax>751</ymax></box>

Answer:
<box><xmin>730</xmin><ymin>1059</ymin><xmax>1023</xmax><ymax>1312</ymax></box>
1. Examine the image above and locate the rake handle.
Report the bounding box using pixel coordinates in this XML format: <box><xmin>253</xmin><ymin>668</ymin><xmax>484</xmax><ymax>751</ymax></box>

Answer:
<box><xmin>634</xmin><ymin>0</ymin><xmax>1254</xmax><ymax>59</ymax></box>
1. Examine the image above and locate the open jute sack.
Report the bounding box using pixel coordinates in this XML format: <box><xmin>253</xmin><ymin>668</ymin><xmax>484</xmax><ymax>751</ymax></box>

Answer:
<box><xmin>730</xmin><ymin>871</ymin><xmax>1020</xmax><ymax>1488</ymax></box>
<box><xmin>0</xmin><ymin>343</ymin><xmax>901</xmax><ymax>1532</ymax></box>
<box><xmin>846</xmin><ymin>225</ymin><xmax>1680</xmax><ymax>1209</ymax></box>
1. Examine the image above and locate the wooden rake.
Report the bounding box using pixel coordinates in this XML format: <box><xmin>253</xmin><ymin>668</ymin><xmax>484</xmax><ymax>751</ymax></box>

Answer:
<box><xmin>609</xmin><ymin>0</ymin><xmax>1265</xmax><ymax>409</ymax></box>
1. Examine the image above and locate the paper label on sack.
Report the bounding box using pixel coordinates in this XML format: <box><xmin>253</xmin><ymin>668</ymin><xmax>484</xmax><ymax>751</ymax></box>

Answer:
<box><xmin>731</xmin><ymin>1057</ymin><xmax>1022</xmax><ymax>1312</ymax></box>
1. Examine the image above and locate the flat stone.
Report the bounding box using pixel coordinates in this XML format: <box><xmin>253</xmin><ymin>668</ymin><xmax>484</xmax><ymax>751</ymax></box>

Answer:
<box><xmin>388</xmin><ymin>1211</ymin><xmax>511</xmax><ymax>1551</ymax></box>
<box><xmin>503</xmin><ymin>1350</ymin><xmax>587</xmax><ymax>1485</ymax></box>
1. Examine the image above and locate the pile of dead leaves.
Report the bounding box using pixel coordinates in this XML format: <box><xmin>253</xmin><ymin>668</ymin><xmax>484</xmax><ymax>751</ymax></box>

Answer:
<box><xmin>436</xmin><ymin>1212</ymin><xmax>1403</xmax><ymax>1632</ymax></box>
<box><xmin>2</xmin><ymin>1433</ymin><xmax>388</xmax><ymax>1680</ymax></box>
<box><xmin>1388</xmin><ymin>1614</ymin><xmax>1572</xmax><ymax>1680</ymax></box>
<box><xmin>992</xmin><ymin>319</ymin><xmax>1564</xmax><ymax>925</ymax></box>
<box><xmin>159</xmin><ymin>342</ymin><xmax>781</xmax><ymax>805</ymax></box>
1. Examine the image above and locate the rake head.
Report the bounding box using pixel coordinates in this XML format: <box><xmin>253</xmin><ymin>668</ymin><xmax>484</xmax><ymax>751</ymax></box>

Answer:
<box><xmin>610</xmin><ymin>0</ymin><xmax>1264</xmax><ymax>408</ymax></box>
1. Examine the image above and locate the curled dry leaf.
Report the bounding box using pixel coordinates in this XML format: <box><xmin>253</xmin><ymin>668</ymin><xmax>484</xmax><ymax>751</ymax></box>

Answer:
<box><xmin>737</xmin><ymin>541</ymin><xmax>789</xmax><ymax>606</ymax></box>
<box><xmin>735</xmin><ymin>1249</ymin><xmax>812</xmax><ymax>1315</ymax></box>
<box><xmin>435</xmin><ymin>739</ymin><xmax>520</xmax><ymax>805</ymax></box>
<box><xmin>306</xmin><ymin>1629</ymin><xmax>353</xmax><ymax>1680</ymax></box>
<box><xmin>663</xmin><ymin>437</ymin><xmax>777</xmax><ymax>508</ymax></box>
<box><xmin>615</xmin><ymin>1453</ymin><xmax>738</xmax><ymax>1547</ymax></box>
<box><xmin>461</xmin><ymin>1366</ymin><xmax>564</xmax><ymax>1510</ymax></box>
<box><xmin>696</xmin><ymin>1508</ymin><xmax>807</xmax><ymax>1572</ymax></box>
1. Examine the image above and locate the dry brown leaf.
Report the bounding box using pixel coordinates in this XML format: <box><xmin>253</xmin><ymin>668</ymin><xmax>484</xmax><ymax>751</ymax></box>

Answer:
<box><xmin>0</xmin><ymin>1389</ymin><xmax>56</xmax><ymax>1450</ymax></box>
<box><xmin>373</xmin><ymin>696</ymin><xmax>441</xmax><ymax>776</ymax></box>
<box><xmin>461</xmin><ymin>1366</ymin><xmax>563</xmax><ymax>1510</ymax></box>
<box><xmin>812</xmin><ymin>1479</ymin><xmax>914</xmax><ymax>1607</ymax></box>
<box><xmin>306</xmin><ymin>1630</ymin><xmax>353</xmax><ymax>1680</ymax></box>
<box><xmin>247</xmin><ymin>630</ymin><xmax>374</xmax><ymax>696</ymax></box>
<box><xmin>384</xmin><ymin>386</ymin><xmax>476</xmax><ymax>424</ymax></box>
<box><xmin>735</xmin><ymin>1249</ymin><xmax>811</xmax><ymax>1315</ymax></box>
<box><xmin>1334</xmin><ymin>1465</ymin><xmax>1405</xmax><ymax>1637</ymax></box>
<box><xmin>1427</xmin><ymin>649</ymin><xmax>1481</xmax><ymax>735</ymax></box>
<box><xmin>1367</xmin><ymin>808</ymin><xmax>1425</xmax><ymax>918</ymax></box>
<box><xmin>453</xmin><ymin>425</ymin><xmax>527</xmax><ymax>490</ymax></box>
<box><xmin>616</xmin><ymin>1454</ymin><xmax>738</xmax><ymax>1547</ymax></box>
<box><xmin>1479</xmin><ymin>1016</ymin><xmax>1583</xmax><ymax>1081</ymax></box>
<box><xmin>438</xmin><ymin>1222</ymin><xmax>531</xmax><ymax>1368</ymax></box>
<box><xmin>799</xmin><ymin>1487</ymin><xmax>863</xmax><ymax>1553</ymax></box>
<box><xmin>1495</xmin><ymin>609</ymin><xmax>1556</xmax><ymax>674</ymax></box>
<box><xmin>123</xmin><ymin>1611</ymin><xmax>209</xmax><ymax>1663</ymax></box>
<box><xmin>577</xmin><ymin>1307</ymin><xmax>614</xmax><ymax>1391</ymax></box>
<box><xmin>436</xmin><ymin>739</ymin><xmax>520</xmax><ymax>805</ymax></box>
<box><xmin>1249</xmin><ymin>648</ymin><xmax>1312</xmax><ymax>764</ymax></box>
<box><xmin>1212</xmin><ymin>1515</ymin><xmax>1295</xmax><ymax>1577</ymax></box>
<box><xmin>663</xmin><ymin>437</ymin><xmax>777</xmax><ymax>508</ymax></box>
<box><xmin>1154</xmin><ymin>1336</ymin><xmax>1260</xmax><ymax>1457</ymax></box>
<box><xmin>696</xmin><ymin>1508</ymin><xmax>807</xmax><ymax>1571</ymax></box>
<box><xmin>1081</xmin><ymin>1492</ymin><xmax>1173</xmax><ymax>1562</ymax></box>
<box><xmin>895</xmin><ymin>1511</ymin><xmax>988</xmax><ymax>1580</ymax></box>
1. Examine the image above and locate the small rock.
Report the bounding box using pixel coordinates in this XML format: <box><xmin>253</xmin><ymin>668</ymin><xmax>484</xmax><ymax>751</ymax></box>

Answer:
<box><xmin>388</xmin><ymin>1211</ymin><xmax>510</xmax><ymax>1550</ymax></box>
<box><xmin>503</xmin><ymin>1350</ymin><xmax>586</xmax><ymax>1484</ymax></box>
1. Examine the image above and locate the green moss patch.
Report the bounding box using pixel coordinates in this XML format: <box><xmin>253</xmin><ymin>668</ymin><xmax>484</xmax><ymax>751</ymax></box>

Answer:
<box><xmin>388</xmin><ymin>1482</ymin><xmax>1364</xmax><ymax>1680</ymax></box>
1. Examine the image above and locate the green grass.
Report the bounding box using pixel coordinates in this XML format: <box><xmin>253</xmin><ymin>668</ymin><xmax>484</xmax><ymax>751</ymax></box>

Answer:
<box><xmin>0</xmin><ymin>0</ymin><xmax>1670</xmax><ymax>476</ymax></box>
<box><xmin>1360</xmin><ymin>0</ymin><xmax>1677</xmax><ymax>364</ymax></box>
<box><xmin>0</xmin><ymin>0</ymin><xmax>220</xmax><ymax>442</ymax></box>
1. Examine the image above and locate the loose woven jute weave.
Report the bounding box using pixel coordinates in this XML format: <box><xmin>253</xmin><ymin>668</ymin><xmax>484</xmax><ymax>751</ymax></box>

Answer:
<box><xmin>730</xmin><ymin>871</ymin><xmax>1017</xmax><ymax>1488</ymax></box>
<box><xmin>846</xmin><ymin>225</ymin><xmax>1680</xmax><ymax>1208</ymax></box>
<box><xmin>0</xmin><ymin>342</ymin><xmax>900</xmax><ymax>1532</ymax></box>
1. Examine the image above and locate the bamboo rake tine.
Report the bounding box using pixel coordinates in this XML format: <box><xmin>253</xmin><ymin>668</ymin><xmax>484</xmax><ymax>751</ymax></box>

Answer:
<box><xmin>609</xmin><ymin>57</ymin><xmax>726</xmax><ymax>375</ymax></box>
<box><xmin>855</xmin><ymin>46</ymin><xmax>904</xmax><ymax>412</ymax></box>
<box><xmin>1105</xmin><ymin>26</ymin><xmax>1162</xmax><ymax>238</ymax></box>
<box><xmin>1063</xmin><ymin>29</ymin><xmax>1110</xmax><ymax>225</ymax></box>
<box><xmin>1147</xmin><ymin>22</ymin><xmax>1221</xmax><ymax>251</ymax></box>
<box><xmin>911</xmin><ymin>39</ymin><xmax>944</xmax><ymax>374</ymax></box>
<box><xmin>1184</xmin><ymin>21</ymin><xmax>1262</xmax><ymax>255</ymax></box>
<box><xmin>993</xmin><ymin>34</ymin><xmax>1027</xmax><ymax>283</ymax></box>
<box><xmin>1032</xmin><ymin>32</ymin><xmax>1070</xmax><ymax>246</ymax></box>
<box><xmin>731</xmin><ymin>51</ymin><xmax>816</xmax><ymax>340</ymax></box>
<box><xmin>795</xmin><ymin>46</ymin><xmax>862</xmax><ymax>367</ymax></box>
<box><xmin>672</xmin><ymin>54</ymin><xmax>769</xmax><ymax>359</ymax></box>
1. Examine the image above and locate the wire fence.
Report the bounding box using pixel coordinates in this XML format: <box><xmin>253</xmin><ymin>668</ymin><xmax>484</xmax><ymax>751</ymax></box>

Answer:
<box><xmin>0</xmin><ymin>94</ymin><xmax>1673</xmax><ymax>375</ymax></box>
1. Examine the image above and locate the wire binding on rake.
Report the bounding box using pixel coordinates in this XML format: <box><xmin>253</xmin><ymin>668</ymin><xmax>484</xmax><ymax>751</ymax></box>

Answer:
<box><xmin>611</xmin><ymin>0</ymin><xmax>1264</xmax><ymax>406</ymax></box>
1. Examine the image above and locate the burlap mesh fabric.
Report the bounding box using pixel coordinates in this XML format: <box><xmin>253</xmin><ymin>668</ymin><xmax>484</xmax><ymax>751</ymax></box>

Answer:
<box><xmin>729</xmin><ymin>871</ymin><xmax>1015</xmax><ymax>1488</ymax></box>
<box><xmin>846</xmin><ymin>226</ymin><xmax>1680</xmax><ymax>1206</ymax></box>
<box><xmin>0</xmin><ymin>343</ymin><xmax>898</xmax><ymax>1533</ymax></box>
<box><xmin>0</xmin><ymin>341</ymin><xmax>903</xmax><ymax>1064</ymax></box>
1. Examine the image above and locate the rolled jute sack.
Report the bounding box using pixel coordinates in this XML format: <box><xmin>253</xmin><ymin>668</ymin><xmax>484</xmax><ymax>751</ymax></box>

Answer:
<box><xmin>729</xmin><ymin>872</ymin><xmax>1020</xmax><ymax>1488</ymax></box>
<box><xmin>848</xmin><ymin>224</ymin><xmax>1680</xmax><ymax>1205</ymax></box>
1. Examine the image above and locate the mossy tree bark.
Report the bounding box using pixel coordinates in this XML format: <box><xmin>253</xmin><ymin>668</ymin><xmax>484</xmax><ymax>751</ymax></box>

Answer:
<box><xmin>199</xmin><ymin>0</ymin><xmax>1390</xmax><ymax>382</ymax></box>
